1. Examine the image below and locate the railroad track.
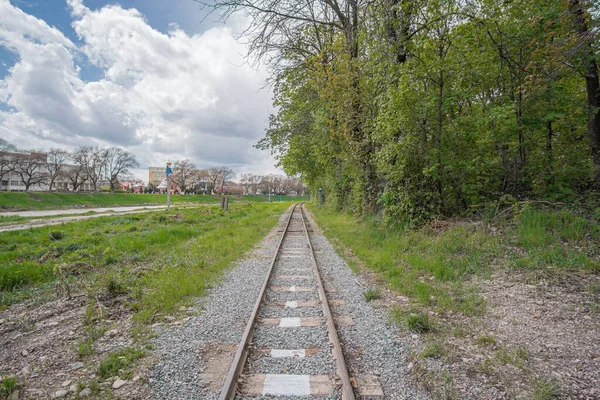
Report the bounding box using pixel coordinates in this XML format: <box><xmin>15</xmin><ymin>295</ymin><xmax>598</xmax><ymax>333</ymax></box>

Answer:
<box><xmin>218</xmin><ymin>204</ymin><xmax>381</xmax><ymax>399</ymax></box>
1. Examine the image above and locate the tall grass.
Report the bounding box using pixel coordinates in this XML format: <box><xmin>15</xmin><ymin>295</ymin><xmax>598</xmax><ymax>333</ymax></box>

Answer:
<box><xmin>308</xmin><ymin>205</ymin><xmax>600</xmax><ymax>316</ymax></box>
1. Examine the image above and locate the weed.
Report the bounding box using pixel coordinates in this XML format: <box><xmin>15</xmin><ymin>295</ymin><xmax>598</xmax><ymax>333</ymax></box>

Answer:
<box><xmin>1</xmin><ymin>376</ymin><xmax>17</xmax><ymax>396</ymax></box>
<box><xmin>452</xmin><ymin>325</ymin><xmax>468</xmax><ymax>338</ymax></box>
<box><xmin>476</xmin><ymin>335</ymin><xmax>497</xmax><ymax>347</ymax></box>
<box><xmin>533</xmin><ymin>378</ymin><xmax>558</xmax><ymax>400</ymax></box>
<box><xmin>496</xmin><ymin>345</ymin><xmax>528</xmax><ymax>368</ymax></box>
<box><xmin>84</xmin><ymin>299</ymin><xmax>96</xmax><ymax>325</ymax></box>
<box><xmin>49</xmin><ymin>231</ymin><xmax>64</xmax><ymax>241</ymax></box>
<box><xmin>105</xmin><ymin>277</ymin><xmax>125</xmax><ymax>297</ymax></box>
<box><xmin>98</xmin><ymin>347</ymin><xmax>145</xmax><ymax>379</ymax></box>
<box><xmin>421</xmin><ymin>342</ymin><xmax>444</xmax><ymax>359</ymax></box>
<box><xmin>78</xmin><ymin>338</ymin><xmax>95</xmax><ymax>357</ymax></box>
<box><xmin>363</xmin><ymin>288</ymin><xmax>381</xmax><ymax>301</ymax></box>
<box><xmin>392</xmin><ymin>308</ymin><xmax>433</xmax><ymax>333</ymax></box>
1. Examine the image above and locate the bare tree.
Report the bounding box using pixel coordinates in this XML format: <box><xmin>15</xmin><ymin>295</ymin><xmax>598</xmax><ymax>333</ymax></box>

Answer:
<box><xmin>66</xmin><ymin>162</ymin><xmax>88</xmax><ymax>192</ymax></box>
<box><xmin>46</xmin><ymin>148</ymin><xmax>69</xmax><ymax>191</ymax></box>
<box><xmin>219</xmin><ymin>167</ymin><xmax>234</xmax><ymax>194</ymax></box>
<box><xmin>104</xmin><ymin>147</ymin><xmax>140</xmax><ymax>191</ymax></box>
<box><xmin>171</xmin><ymin>159</ymin><xmax>197</xmax><ymax>193</ymax></box>
<box><xmin>207</xmin><ymin>166</ymin><xmax>235</xmax><ymax>194</ymax></box>
<box><xmin>0</xmin><ymin>139</ymin><xmax>17</xmax><ymax>190</ymax></box>
<box><xmin>72</xmin><ymin>146</ymin><xmax>105</xmax><ymax>191</ymax></box>
<box><xmin>14</xmin><ymin>152</ymin><xmax>48</xmax><ymax>191</ymax></box>
<box><xmin>207</xmin><ymin>167</ymin><xmax>223</xmax><ymax>194</ymax></box>
<box><xmin>195</xmin><ymin>169</ymin><xmax>210</xmax><ymax>193</ymax></box>
<box><xmin>240</xmin><ymin>173</ymin><xmax>254</xmax><ymax>195</ymax></box>
<box><xmin>197</xmin><ymin>0</ymin><xmax>363</xmax><ymax>67</ymax></box>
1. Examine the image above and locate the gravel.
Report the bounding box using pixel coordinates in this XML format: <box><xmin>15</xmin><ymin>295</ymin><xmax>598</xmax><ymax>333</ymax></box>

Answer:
<box><xmin>149</xmin><ymin>214</ymin><xmax>288</xmax><ymax>399</ymax></box>
<box><xmin>245</xmin><ymin>347</ymin><xmax>335</xmax><ymax>375</ymax></box>
<box><xmin>150</xmin><ymin>208</ymin><xmax>429</xmax><ymax>400</ymax></box>
<box><xmin>251</xmin><ymin>325</ymin><xmax>328</xmax><ymax>349</ymax></box>
<box><xmin>258</xmin><ymin>305</ymin><xmax>323</xmax><ymax>319</ymax></box>
<box><xmin>305</xmin><ymin>211</ymin><xmax>431</xmax><ymax>400</ymax></box>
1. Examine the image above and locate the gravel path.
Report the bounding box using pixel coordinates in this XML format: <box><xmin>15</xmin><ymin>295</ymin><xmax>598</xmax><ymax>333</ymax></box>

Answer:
<box><xmin>150</xmin><ymin>206</ymin><xmax>430</xmax><ymax>400</ymax></box>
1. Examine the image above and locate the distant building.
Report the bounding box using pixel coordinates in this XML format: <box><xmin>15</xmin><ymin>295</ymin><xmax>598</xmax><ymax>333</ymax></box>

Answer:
<box><xmin>148</xmin><ymin>167</ymin><xmax>165</xmax><ymax>187</ymax></box>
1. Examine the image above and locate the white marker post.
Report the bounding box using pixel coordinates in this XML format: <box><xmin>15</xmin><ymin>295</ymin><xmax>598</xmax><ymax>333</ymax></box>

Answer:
<box><xmin>166</xmin><ymin>160</ymin><xmax>171</xmax><ymax>211</ymax></box>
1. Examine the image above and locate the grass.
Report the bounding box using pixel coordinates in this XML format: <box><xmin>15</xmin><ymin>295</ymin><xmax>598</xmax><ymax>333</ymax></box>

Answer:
<box><xmin>0</xmin><ymin>376</ymin><xmax>17</xmax><ymax>396</ymax></box>
<box><xmin>475</xmin><ymin>335</ymin><xmax>497</xmax><ymax>347</ymax></box>
<box><xmin>421</xmin><ymin>342</ymin><xmax>445</xmax><ymax>359</ymax></box>
<box><xmin>392</xmin><ymin>308</ymin><xmax>434</xmax><ymax>333</ymax></box>
<box><xmin>98</xmin><ymin>347</ymin><xmax>145</xmax><ymax>379</ymax></box>
<box><xmin>308</xmin><ymin>204</ymin><xmax>600</xmax><ymax>319</ymax></box>
<box><xmin>363</xmin><ymin>288</ymin><xmax>381</xmax><ymax>301</ymax></box>
<box><xmin>0</xmin><ymin>192</ymin><xmax>308</xmax><ymax>211</ymax></box>
<box><xmin>533</xmin><ymin>378</ymin><xmax>559</xmax><ymax>400</ymax></box>
<box><xmin>0</xmin><ymin>203</ymin><xmax>290</xmax><ymax>317</ymax></box>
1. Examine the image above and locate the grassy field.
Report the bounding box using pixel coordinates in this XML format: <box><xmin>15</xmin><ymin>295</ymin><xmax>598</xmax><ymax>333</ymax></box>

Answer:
<box><xmin>308</xmin><ymin>204</ymin><xmax>600</xmax><ymax>323</ymax></box>
<box><xmin>0</xmin><ymin>202</ymin><xmax>290</xmax><ymax>316</ymax></box>
<box><xmin>0</xmin><ymin>192</ymin><xmax>308</xmax><ymax>211</ymax></box>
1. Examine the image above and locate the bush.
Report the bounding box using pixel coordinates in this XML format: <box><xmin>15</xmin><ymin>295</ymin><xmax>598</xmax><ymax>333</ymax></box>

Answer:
<box><xmin>49</xmin><ymin>231</ymin><xmax>65</xmax><ymax>241</ymax></box>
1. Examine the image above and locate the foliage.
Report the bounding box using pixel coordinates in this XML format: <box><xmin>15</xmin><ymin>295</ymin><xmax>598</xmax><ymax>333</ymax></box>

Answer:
<box><xmin>251</xmin><ymin>0</ymin><xmax>600</xmax><ymax>223</ymax></box>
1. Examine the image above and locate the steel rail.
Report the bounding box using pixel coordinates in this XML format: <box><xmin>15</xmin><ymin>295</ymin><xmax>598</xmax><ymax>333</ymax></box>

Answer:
<box><xmin>218</xmin><ymin>203</ymin><xmax>298</xmax><ymax>400</ymax></box>
<box><xmin>299</xmin><ymin>205</ymin><xmax>356</xmax><ymax>400</ymax></box>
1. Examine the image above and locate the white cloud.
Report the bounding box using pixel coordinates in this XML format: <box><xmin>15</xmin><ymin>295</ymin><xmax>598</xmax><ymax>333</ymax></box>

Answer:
<box><xmin>0</xmin><ymin>0</ymin><xmax>279</xmax><ymax>180</ymax></box>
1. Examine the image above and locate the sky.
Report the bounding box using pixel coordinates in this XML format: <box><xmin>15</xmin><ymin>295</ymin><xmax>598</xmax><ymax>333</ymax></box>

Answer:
<box><xmin>0</xmin><ymin>0</ymin><xmax>280</xmax><ymax>181</ymax></box>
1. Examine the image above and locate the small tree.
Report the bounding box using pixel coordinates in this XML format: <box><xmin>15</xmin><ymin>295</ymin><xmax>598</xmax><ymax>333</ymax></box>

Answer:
<box><xmin>14</xmin><ymin>151</ymin><xmax>48</xmax><ymax>191</ymax></box>
<box><xmin>171</xmin><ymin>159</ymin><xmax>196</xmax><ymax>193</ymax></box>
<box><xmin>104</xmin><ymin>147</ymin><xmax>139</xmax><ymax>191</ymax></box>
<box><xmin>0</xmin><ymin>139</ymin><xmax>17</xmax><ymax>190</ymax></box>
<box><xmin>46</xmin><ymin>148</ymin><xmax>69</xmax><ymax>191</ymax></box>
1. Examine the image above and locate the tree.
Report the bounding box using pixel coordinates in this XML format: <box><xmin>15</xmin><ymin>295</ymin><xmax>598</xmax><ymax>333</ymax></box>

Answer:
<box><xmin>171</xmin><ymin>159</ymin><xmax>196</xmax><ymax>193</ymax></box>
<box><xmin>66</xmin><ymin>162</ymin><xmax>88</xmax><ymax>192</ymax></box>
<box><xmin>568</xmin><ymin>0</ymin><xmax>600</xmax><ymax>187</ymax></box>
<box><xmin>104</xmin><ymin>147</ymin><xmax>140</xmax><ymax>191</ymax></box>
<box><xmin>46</xmin><ymin>148</ymin><xmax>69</xmax><ymax>191</ymax></box>
<box><xmin>72</xmin><ymin>146</ymin><xmax>105</xmax><ymax>191</ymax></box>
<box><xmin>14</xmin><ymin>152</ymin><xmax>48</xmax><ymax>191</ymax></box>
<box><xmin>0</xmin><ymin>139</ymin><xmax>17</xmax><ymax>190</ymax></box>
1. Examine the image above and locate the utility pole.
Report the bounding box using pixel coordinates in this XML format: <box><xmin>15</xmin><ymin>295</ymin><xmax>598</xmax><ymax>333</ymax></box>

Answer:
<box><xmin>166</xmin><ymin>160</ymin><xmax>171</xmax><ymax>211</ymax></box>
<box><xmin>268</xmin><ymin>185</ymin><xmax>271</xmax><ymax>202</ymax></box>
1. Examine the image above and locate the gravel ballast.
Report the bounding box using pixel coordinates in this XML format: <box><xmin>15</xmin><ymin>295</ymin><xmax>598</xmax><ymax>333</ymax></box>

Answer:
<box><xmin>150</xmin><ymin>207</ymin><xmax>430</xmax><ymax>399</ymax></box>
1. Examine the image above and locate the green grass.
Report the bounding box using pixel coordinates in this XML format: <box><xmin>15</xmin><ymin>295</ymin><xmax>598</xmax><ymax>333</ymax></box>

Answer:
<box><xmin>98</xmin><ymin>347</ymin><xmax>145</xmax><ymax>379</ymax></box>
<box><xmin>392</xmin><ymin>308</ymin><xmax>434</xmax><ymax>333</ymax></box>
<box><xmin>308</xmin><ymin>205</ymin><xmax>600</xmax><ymax>318</ymax></box>
<box><xmin>475</xmin><ymin>335</ymin><xmax>497</xmax><ymax>347</ymax></box>
<box><xmin>0</xmin><ymin>376</ymin><xmax>17</xmax><ymax>396</ymax></box>
<box><xmin>0</xmin><ymin>203</ymin><xmax>290</xmax><ymax>318</ymax></box>
<box><xmin>421</xmin><ymin>342</ymin><xmax>445</xmax><ymax>359</ymax></box>
<box><xmin>533</xmin><ymin>378</ymin><xmax>559</xmax><ymax>400</ymax></box>
<box><xmin>0</xmin><ymin>192</ymin><xmax>308</xmax><ymax>211</ymax></box>
<box><xmin>363</xmin><ymin>288</ymin><xmax>381</xmax><ymax>301</ymax></box>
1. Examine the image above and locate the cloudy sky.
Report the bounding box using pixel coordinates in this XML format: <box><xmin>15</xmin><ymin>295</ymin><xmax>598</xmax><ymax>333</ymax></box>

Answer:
<box><xmin>0</xmin><ymin>0</ymin><xmax>279</xmax><ymax>180</ymax></box>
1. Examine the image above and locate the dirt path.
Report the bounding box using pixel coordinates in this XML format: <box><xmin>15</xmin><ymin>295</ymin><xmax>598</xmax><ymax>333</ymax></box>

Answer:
<box><xmin>0</xmin><ymin>205</ymin><xmax>209</xmax><ymax>232</ymax></box>
<box><xmin>0</xmin><ymin>205</ymin><xmax>167</xmax><ymax>218</ymax></box>
<box><xmin>0</xmin><ymin>209</ymin><xmax>166</xmax><ymax>233</ymax></box>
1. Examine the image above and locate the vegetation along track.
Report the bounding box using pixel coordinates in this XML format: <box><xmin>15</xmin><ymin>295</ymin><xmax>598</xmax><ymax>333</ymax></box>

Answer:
<box><xmin>219</xmin><ymin>204</ymin><xmax>381</xmax><ymax>399</ymax></box>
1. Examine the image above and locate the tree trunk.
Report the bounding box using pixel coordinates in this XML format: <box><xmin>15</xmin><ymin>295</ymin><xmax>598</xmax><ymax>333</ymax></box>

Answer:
<box><xmin>569</xmin><ymin>0</ymin><xmax>600</xmax><ymax>187</ymax></box>
<box><xmin>546</xmin><ymin>119</ymin><xmax>554</xmax><ymax>186</ymax></box>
